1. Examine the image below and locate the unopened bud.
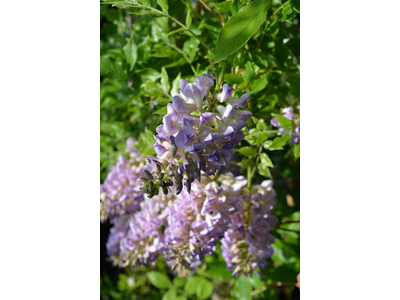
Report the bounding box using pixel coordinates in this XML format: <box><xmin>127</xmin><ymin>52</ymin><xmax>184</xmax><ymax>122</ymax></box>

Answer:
<box><xmin>144</xmin><ymin>169</ymin><xmax>153</xmax><ymax>180</ymax></box>
<box><xmin>185</xmin><ymin>180</ymin><xmax>191</xmax><ymax>194</ymax></box>
<box><xmin>176</xmin><ymin>181</ymin><xmax>183</xmax><ymax>195</ymax></box>
<box><xmin>162</xmin><ymin>186</ymin><xmax>168</xmax><ymax>195</ymax></box>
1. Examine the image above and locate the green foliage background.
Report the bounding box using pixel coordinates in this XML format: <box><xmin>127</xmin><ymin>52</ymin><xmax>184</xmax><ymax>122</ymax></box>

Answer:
<box><xmin>100</xmin><ymin>0</ymin><xmax>300</xmax><ymax>299</ymax></box>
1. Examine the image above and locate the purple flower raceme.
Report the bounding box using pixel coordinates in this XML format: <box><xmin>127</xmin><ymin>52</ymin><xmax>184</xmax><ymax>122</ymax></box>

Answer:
<box><xmin>118</xmin><ymin>194</ymin><xmax>170</xmax><ymax>267</ymax></box>
<box><xmin>221</xmin><ymin>180</ymin><xmax>277</xmax><ymax>277</ymax></box>
<box><xmin>104</xmin><ymin>161</ymin><xmax>277</xmax><ymax>277</ymax></box>
<box><xmin>106</xmin><ymin>215</ymin><xmax>130</xmax><ymax>266</ymax></box>
<box><xmin>139</xmin><ymin>74</ymin><xmax>252</xmax><ymax>197</ymax></box>
<box><xmin>270</xmin><ymin>106</ymin><xmax>300</xmax><ymax>143</ymax></box>
<box><xmin>106</xmin><ymin>194</ymin><xmax>170</xmax><ymax>268</ymax></box>
<box><xmin>163</xmin><ymin>173</ymin><xmax>247</xmax><ymax>277</ymax></box>
<box><xmin>101</xmin><ymin>138</ymin><xmax>145</xmax><ymax>222</ymax></box>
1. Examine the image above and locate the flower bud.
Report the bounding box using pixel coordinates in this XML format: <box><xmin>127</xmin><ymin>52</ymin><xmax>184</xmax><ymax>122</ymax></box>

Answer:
<box><xmin>144</xmin><ymin>169</ymin><xmax>153</xmax><ymax>180</ymax></box>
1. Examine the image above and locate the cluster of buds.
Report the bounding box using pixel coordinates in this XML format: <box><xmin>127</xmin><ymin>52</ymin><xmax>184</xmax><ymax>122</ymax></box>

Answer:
<box><xmin>140</xmin><ymin>73</ymin><xmax>252</xmax><ymax>197</ymax></box>
<box><xmin>138</xmin><ymin>157</ymin><xmax>183</xmax><ymax>197</ymax></box>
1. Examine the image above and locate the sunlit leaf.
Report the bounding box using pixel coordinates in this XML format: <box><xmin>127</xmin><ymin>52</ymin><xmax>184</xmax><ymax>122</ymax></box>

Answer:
<box><xmin>214</xmin><ymin>0</ymin><xmax>272</xmax><ymax>63</ymax></box>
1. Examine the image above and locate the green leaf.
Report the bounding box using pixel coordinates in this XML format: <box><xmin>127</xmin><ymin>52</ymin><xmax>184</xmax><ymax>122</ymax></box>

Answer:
<box><xmin>287</xmin><ymin>77</ymin><xmax>300</xmax><ymax>98</ymax></box>
<box><xmin>255</xmin><ymin>132</ymin><xmax>269</xmax><ymax>144</ymax></box>
<box><xmin>161</xmin><ymin>67</ymin><xmax>170</xmax><ymax>94</ymax></box>
<box><xmin>137</xmin><ymin>0</ymin><xmax>150</xmax><ymax>4</ymax></box>
<box><xmin>196</xmin><ymin>278</ymin><xmax>213</xmax><ymax>299</ymax></box>
<box><xmin>183</xmin><ymin>38</ymin><xmax>200</xmax><ymax>62</ymax></box>
<box><xmin>237</xmin><ymin>146</ymin><xmax>257</xmax><ymax>157</ymax></box>
<box><xmin>264</xmin><ymin>135</ymin><xmax>291</xmax><ymax>150</ymax></box>
<box><xmin>271</xmin><ymin>238</ymin><xmax>300</xmax><ymax>271</ymax></box>
<box><xmin>184</xmin><ymin>276</ymin><xmax>201</xmax><ymax>295</ymax></box>
<box><xmin>258</xmin><ymin>163</ymin><xmax>272</xmax><ymax>178</ymax></box>
<box><xmin>271</xmin><ymin>113</ymin><xmax>293</xmax><ymax>130</ymax></box>
<box><xmin>173</xmin><ymin>277</ymin><xmax>186</xmax><ymax>288</ymax></box>
<box><xmin>252</xmin><ymin>74</ymin><xmax>268</xmax><ymax>94</ymax></box>
<box><xmin>213</xmin><ymin>0</ymin><xmax>272</xmax><ymax>63</ymax></box>
<box><xmin>157</xmin><ymin>0</ymin><xmax>169</xmax><ymax>13</ymax></box>
<box><xmin>234</xmin><ymin>276</ymin><xmax>252</xmax><ymax>300</ymax></box>
<box><xmin>212</xmin><ymin>1</ymin><xmax>232</xmax><ymax>13</ymax></box>
<box><xmin>244</xmin><ymin>61</ymin><xmax>254</xmax><ymax>83</ymax></box>
<box><xmin>137</xmin><ymin>128</ymin><xmax>156</xmax><ymax>157</ymax></box>
<box><xmin>147</xmin><ymin>272</ymin><xmax>171</xmax><ymax>289</ymax></box>
<box><xmin>231</xmin><ymin>0</ymin><xmax>239</xmax><ymax>15</ymax></box>
<box><xmin>153</xmin><ymin>106</ymin><xmax>168</xmax><ymax>115</ymax></box>
<box><xmin>279</xmin><ymin>0</ymin><xmax>297</xmax><ymax>23</ymax></box>
<box><xmin>294</xmin><ymin>143</ymin><xmax>300</xmax><ymax>160</ymax></box>
<box><xmin>162</xmin><ymin>289</ymin><xmax>177</xmax><ymax>300</ymax></box>
<box><xmin>171</xmin><ymin>72</ymin><xmax>181</xmax><ymax>94</ymax></box>
<box><xmin>256</xmin><ymin>119</ymin><xmax>267</xmax><ymax>131</ymax></box>
<box><xmin>186</xmin><ymin>10</ymin><xmax>192</xmax><ymax>27</ymax></box>
<box><xmin>260</xmin><ymin>153</ymin><xmax>273</xmax><ymax>167</ymax></box>
<box><xmin>283</xmin><ymin>211</ymin><xmax>300</xmax><ymax>222</ymax></box>
<box><xmin>203</xmin><ymin>261</ymin><xmax>233</xmax><ymax>280</ymax></box>
<box><xmin>248</xmin><ymin>275</ymin><xmax>265</xmax><ymax>297</ymax></box>
<box><xmin>122</xmin><ymin>37</ymin><xmax>137</xmax><ymax>71</ymax></box>
<box><xmin>237</xmin><ymin>158</ymin><xmax>254</xmax><ymax>167</ymax></box>
<box><xmin>143</xmin><ymin>81</ymin><xmax>164</xmax><ymax>97</ymax></box>
<box><xmin>224</xmin><ymin>73</ymin><xmax>244</xmax><ymax>85</ymax></box>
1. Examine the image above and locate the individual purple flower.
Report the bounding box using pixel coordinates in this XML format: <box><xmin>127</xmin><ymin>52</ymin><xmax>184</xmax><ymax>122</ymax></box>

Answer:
<box><xmin>142</xmin><ymin>74</ymin><xmax>252</xmax><ymax>197</ymax></box>
<box><xmin>101</xmin><ymin>138</ymin><xmax>145</xmax><ymax>222</ymax></box>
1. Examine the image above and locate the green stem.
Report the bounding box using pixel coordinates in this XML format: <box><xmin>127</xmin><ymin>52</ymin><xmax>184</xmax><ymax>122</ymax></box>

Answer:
<box><xmin>161</xmin><ymin>35</ymin><xmax>198</xmax><ymax>76</ymax></box>
<box><xmin>250</xmin><ymin>144</ymin><xmax>263</xmax><ymax>178</ymax></box>
<box><xmin>272</xmin><ymin>0</ymin><xmax>291</xmax><ymax>16</ymax></box>
<box><xmin>111</xmin><ymin>2</ymin><xmax>210</xmax><ymax>52</ymax></box>
<box><xmin>247</xmin><ymin>166</ymin><xmax>252</xmax><ymax>189</ymax></box>
<box><xmin>144</xmin><ymin>5</ymin><xmax>210</xmax><ymax>52</ymax></box>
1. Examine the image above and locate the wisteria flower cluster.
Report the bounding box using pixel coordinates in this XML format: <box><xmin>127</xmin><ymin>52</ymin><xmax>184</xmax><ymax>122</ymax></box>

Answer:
<box><xmin>100</xmin><ymin>138</ymin><xmax>145</xmax><ymax>222</ymax></box>
<box><xmin>139</xmin><ymin>74</ymin><xmax>252</xmax><ymax>198</ymax></box>
<box><xmin>101</xmin><ymin>138</ymin><xmax>277</xmax><ymax>277</ymax></box>
<box><xmin>271</xmin><ymin>106</ymin><xmax>300</xmax><ymax>143</ymax></box>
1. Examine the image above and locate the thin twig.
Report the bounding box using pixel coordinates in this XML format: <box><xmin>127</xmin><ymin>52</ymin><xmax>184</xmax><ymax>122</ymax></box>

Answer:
<box><xmin>161</xmin><ymin>36</ymin><xmax>198</xmax><ymax>76</ymax></box>
<box><xmin>111</xmin><ymin>2</ymin><xmax>211</xmax><ymax>52</ymax></box>
<box><xmin>276</xmin><ymin>220</ymin><xmax>300</xmax><ymax>227</ymax></box>
<box><xmin>199</xmin><ymin>0</ymin><xmax>224</xmax><ymax>25</ymax></box>
<box><xmin>272</xmin><ymin>0</ymin><xmax>291</xmax><ymax>16</ymax></box>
